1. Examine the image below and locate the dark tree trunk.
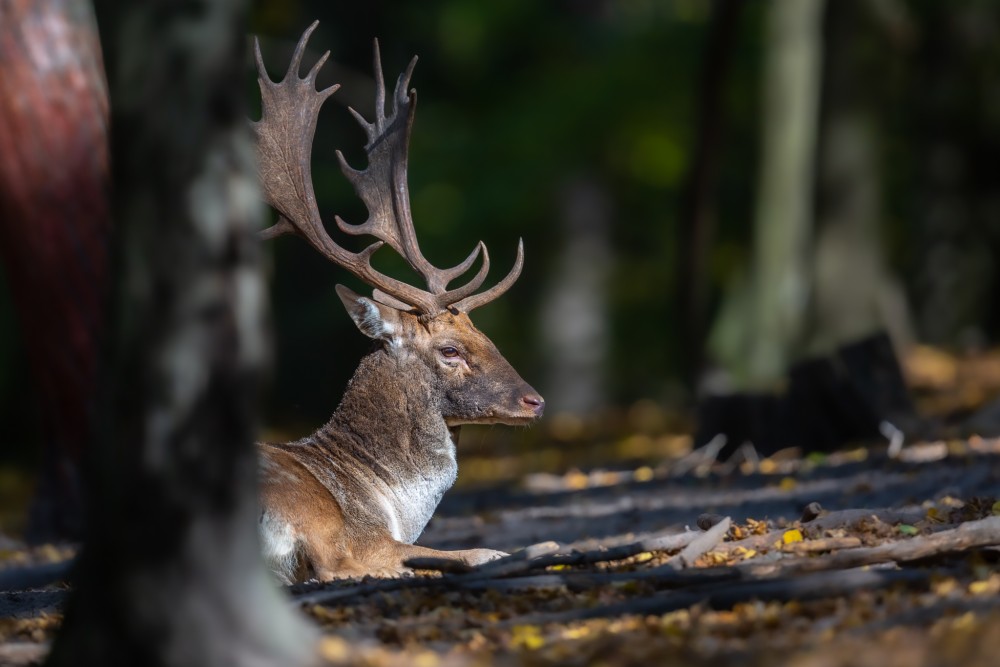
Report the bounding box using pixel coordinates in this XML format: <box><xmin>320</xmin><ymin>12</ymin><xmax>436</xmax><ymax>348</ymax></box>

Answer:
<box><xmin>910</xmin><ymin>3</ymin><xmax>1000</xmax><ymax>347</ymax></box>
<box><xmin>46</xmin><ymin>1</ymin><xmax>313</xmax><ymax>665</ymax></box>
<box><xmin>675</xmin><ymin>0</ymin><xmax>743</xmax><ymax>389</ymax></box>
<box><xmin>0</xmin><ymin>0</ymin><xmax>111</xmax><ymax>543</ymax></box>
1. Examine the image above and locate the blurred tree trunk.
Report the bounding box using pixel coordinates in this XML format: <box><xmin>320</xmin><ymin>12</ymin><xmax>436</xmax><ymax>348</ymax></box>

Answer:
<box><xmin>46</xmin><ymin>1</ymin><xmax>313</xmax><ymax>665</ymax></box>
<box><xmin>910</xmin><ymin>2</ymin><xmax>1000</xmax><ymax>347</ymax></box>
<box><xmin>708</xmin><ymin>0</ymin><xmax>824</xmax><ymax>390</ymax></box>
<box><xmin>676</xmin><ymin>0</ymin><xmax>743</xmax><ymax>388</ymax></box>
<box><xmin>0</xmin><ymin>0</ymin><xmax>111</xmax><ymax>542</ymax></box>
<box><xmin>697</xmin><ymin>0</ymin><xmax>922</xmax><ymax>453</ymax></box>
<box><xmin>539</xmin><ymin>175</ymin><xmax>612</xmax><ymax>416</ymax></box>
<box><xmin>802</xmin><ymin>0</ymin><xmax>912</xmax><ymax>357</ymax></box>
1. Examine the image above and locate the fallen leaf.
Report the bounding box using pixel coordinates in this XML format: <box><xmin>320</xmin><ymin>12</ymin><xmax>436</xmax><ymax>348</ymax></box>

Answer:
<box><xmin>782</xmin><ymin>529</ymin><xmax>804</xmax><ymax>544</ymax></box>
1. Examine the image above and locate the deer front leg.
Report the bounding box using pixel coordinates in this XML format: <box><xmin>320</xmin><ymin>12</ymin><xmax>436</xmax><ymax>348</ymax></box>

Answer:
<box><xmin>304</xmin><ymin>537</ymin><xmax>506</xmax><ymax>581</ymax></box>
<box><xmin>391</xmin><ymin>542</ymin><xmax>508</xmax><ymax>568</ymax></box>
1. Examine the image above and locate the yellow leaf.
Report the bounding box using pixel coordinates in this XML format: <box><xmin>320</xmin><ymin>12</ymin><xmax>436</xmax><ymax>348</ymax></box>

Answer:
<box><xmin>992</xmin><ymin>501</ymin><xmax>1000</xmax><ymax>516</ymax></box>
<box><xmin>634</xmin><ymin>551</ymin><xmax>653</xmax><ymax>563</ymax></box>
<box><xmin>932</xmin><ymin>577</ymin><xmax>959</xmax><ymax>595</ymax></box>
<box><xmin>700</xmin><ymin>551</ymin><xmax>728</xmax><ymax>565</ymax></box>
<box><xmin>779</xmin><ymin>477</ymin><xmax>797</xmax><ymax>491</ymax></box>
<box><xmin>782</xmin><ymin>529</ymin><xmax>804</xmax><ymax>544</ymax></box>
<box><xmin>565</xmin><ymin>470</ymin><xmax>589</xmax><ymax>490</ymax></box>
<box><xmin>413</xmin><ymin>651</ymin><xmax>440</xmax><ymax>667</ymax></box>
<box><xmin>968</xmin><ymin>576</ymin><xmax>1000</xmax><ymax>595</ymax></box>
<box><xmin>511</xmin><ymin>625</ymin><xmax>545</xmax><ymax>650</ymax></box>
<box><xmin>633</xmin><ymin>466</ymin><xmax>655</xmax><ymax>482</ymax></box>
<box><xmin>318</xmin><ymin>636</ymin><xmax>350</xmax><ymax>662</ymax></box>
<box><xmin>969</xmin><ymin>581</ymin><xmax>993</xmax><ymax>595</ymax></box>
<box><xmin>561</xmin><ymin>626</ymin><xmax>590</xmax><ymax>640</ymax></box>
<box><xmin>926</xmin><ymin>507</ymin><xmax>945</xmax><ymax>522</ymax></box>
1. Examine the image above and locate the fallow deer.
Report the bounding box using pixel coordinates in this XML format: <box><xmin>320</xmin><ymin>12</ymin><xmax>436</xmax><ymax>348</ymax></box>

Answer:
<box><xmin>252</xmin><ymin>23</ymin><xmax>544</xmax><ymax>583</ymax></box>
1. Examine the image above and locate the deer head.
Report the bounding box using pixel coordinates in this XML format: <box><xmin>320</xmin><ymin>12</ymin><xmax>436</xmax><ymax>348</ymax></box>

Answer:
<box><xmin>252</xmin><ymin>22</ymin><xmax>543</xmax><ymax>426</ymax></box>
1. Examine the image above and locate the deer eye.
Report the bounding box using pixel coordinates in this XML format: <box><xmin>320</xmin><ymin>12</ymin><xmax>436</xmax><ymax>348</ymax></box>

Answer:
<box><xmin>439</xmin><ymin>346</ymin><xmax>461</xmax><ymax>359</ymax></box>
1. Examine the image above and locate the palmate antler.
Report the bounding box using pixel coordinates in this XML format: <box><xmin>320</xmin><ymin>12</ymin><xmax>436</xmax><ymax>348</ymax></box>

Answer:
<box><xmin>252</xmin><ymin>21</ymin><xmax>523</xmax><ymax>316</ymax></box>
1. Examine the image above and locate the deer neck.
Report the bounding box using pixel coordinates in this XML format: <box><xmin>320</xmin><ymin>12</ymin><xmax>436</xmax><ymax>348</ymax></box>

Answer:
<box><xmin>331</xmin><ymin>346</ymin><xmax>445</xmax><ymax>433</ymax></box>
<box><xmin>321</xmin><ymin>346</ymin><xmax>458</xmax><ymax>499</ymax></box>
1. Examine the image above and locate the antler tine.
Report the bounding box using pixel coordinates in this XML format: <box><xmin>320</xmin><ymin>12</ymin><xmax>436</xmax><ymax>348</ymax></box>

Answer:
<box><xmin>439</xmin><ymin>241</ymin><xmax>486</xmax><ymax>286</ymax></box>
<box><xmin>452</xmin><ymin>240</ymin><xmax>525</xmax><ymax>313</ymax></box>
<box><xmin>393</xmin><ymin>54</ymin><xmax>419</xmax><ymax>117</ymax></box>
<box><xmin>334</xmin><ymin>40</ymin><xmax>490</xmax><ymax>304</ymax></box>
<box><xmin>252</xmin><ymin>22</ymin><xmax>444</xmax><ymax>314</ymax></box>
<box><xmin>286</xmin><ymin>20</ymin><xmax>318</xmax><ymax>80</ymax></box>
<box><xmin>431</xmin><ymin>243</ymin><xmax>491</xmax><ymax>305</ymax></box>
<box><xmin>373</xmin><ymin>38</ymin><xmax>386</xmax><ymax>134</ymax></box>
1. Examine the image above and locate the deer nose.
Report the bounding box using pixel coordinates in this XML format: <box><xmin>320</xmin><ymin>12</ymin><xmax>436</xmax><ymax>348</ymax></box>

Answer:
<box><xmin>522</xmin><ymin>393</ymin><xmax>545</xmax><ymax>416</ymax></box>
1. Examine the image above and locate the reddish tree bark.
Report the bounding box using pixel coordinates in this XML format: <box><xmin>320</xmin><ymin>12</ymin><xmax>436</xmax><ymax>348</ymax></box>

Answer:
<box><xmin>0</xmin><ymin>0</ymin><xmax>111</xmax><ymax>541</ymax></box>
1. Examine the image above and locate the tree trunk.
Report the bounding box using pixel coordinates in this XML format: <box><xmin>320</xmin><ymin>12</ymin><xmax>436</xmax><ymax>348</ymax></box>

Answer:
<box><xmin>0</xmin><ymin>0</ymin><xmax>111</xmax><ymax>542</ymax></box>
<box><xmin>708</xmin><ymin>0</ymin><xmax>825</xmax><ymax>390</ymax></box>
<box><xmin>539</xmin><ymin>175</ymin><xmax>612</xmax><ymax>417</ymax></box>
<box><xmin>803</xmin><ymin>0</ymin><xmax>911</xmax><ymax>358</ymax></box>
<box><xmin>46</xmin><ymin>1</ymin><xmax>314</xmax><ymax>665</ymax></box>
<box><xmin>910</xmin><ymin>2</ymin><xmax>1000</xmax><ymax>347</ymax></box>
<box><xmin>676</xmin><ymin>0</ymin><xmax>744</xmax><ymax>388</ymax></box>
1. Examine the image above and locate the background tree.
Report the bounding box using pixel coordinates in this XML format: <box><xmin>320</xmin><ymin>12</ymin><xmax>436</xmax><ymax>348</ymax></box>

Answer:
<box><xmin>46</xmin><ymin>0</ymin><xmax>313</xmax><ymax>664</ymax></box>
<box><xmin>708</xmin><ymin>0</ymin><xmax>825</xmax><ymax>390</ymax></box>
<box><xmin>0</xmin><ymin>0</ymin><xmax>110</xmax><ymax>542</ymax></box>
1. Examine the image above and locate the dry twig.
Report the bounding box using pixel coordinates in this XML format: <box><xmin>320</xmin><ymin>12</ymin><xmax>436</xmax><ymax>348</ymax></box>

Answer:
<box><xmin>743</xmin><ymin>516</ymin><xmax>1000</xmax><ymax>576</ymax></box>
<box><xmin>669</xmin><ymin>516</ymin><xmax>731</xmax><ymax>569</ymax></box>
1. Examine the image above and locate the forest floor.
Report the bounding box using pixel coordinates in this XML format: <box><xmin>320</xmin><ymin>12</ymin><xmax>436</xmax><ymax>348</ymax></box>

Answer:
<box><xmin>2</xmin><ymin>346</ymin><xmax>1000</xmax><ymax>666</ymax></box>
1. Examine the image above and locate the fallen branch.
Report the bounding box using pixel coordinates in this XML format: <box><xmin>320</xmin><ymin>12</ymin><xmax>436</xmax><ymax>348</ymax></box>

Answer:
<box><xmin>713</xmin><ymin>508</ymin><xmax>928</xmax><ymax>556</ymax></box>
<box><xmin>520</xmin><ymin>529</ymin><xmax>702</xmax><ymax>572</ymax></box>
<box><xmin>782</xmin><ymin>536</ymin><xmax>862</xmax><ymax>554</ymax></box>
<box><xmin>406</xmin><ymin>530</ymin><xmax>703</xmax><ymax>577</ymax></box>
<box><xmin>804</xmin><ymin>507</ymin><xmax>925</xmax><ymax>532</ymax></box>
<box><xmin>743</xmin><ymin>516</ymin><xmax>1000</xmax><ymax>577</ymax></box>
<box><xmin>712</xmin><ymin>530</ymin><xmax>782</xmax><ymax>555</ymax></box>
<box><xmin>669</xmin><ymin>517</ymin><xmax>731</xmax><ymax>569</ymax></box>
<box><xmin>299</xmin><ymin>534</ymin><xmax>727</xmax><ymax>607</ymax></box>
<box><xmin>466</xmin><ymin>540</ymin><xmax>562</xmax><ymax>577</ymax></box>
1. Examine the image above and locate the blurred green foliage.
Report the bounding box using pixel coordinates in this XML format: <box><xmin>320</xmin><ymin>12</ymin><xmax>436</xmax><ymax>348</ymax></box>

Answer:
<box><xmin>4</xmin><ymin>0</ymin><xmax>1000</xmax><ymax>451</ymax></box>
<box><xmin>248</xmin><ymin>0</ymin><xmax>766</xmax><ymax>436</ymax></box>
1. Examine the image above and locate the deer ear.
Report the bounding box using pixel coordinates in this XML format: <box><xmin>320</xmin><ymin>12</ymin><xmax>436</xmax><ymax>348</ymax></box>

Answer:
<box><xmin>335</xmin><ymin>284</ymin><xmax>402</xmax><ymax>341</ymax></box>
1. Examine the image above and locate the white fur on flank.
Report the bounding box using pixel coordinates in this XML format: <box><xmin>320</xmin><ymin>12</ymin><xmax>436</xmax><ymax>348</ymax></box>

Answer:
<box><xmin>259</xmin><ymin>512</ymin><xmax>298</xmax><ymax>584</ymax></box>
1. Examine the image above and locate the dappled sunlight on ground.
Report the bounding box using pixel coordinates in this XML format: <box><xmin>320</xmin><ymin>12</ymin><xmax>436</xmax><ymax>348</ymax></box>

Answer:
<box><xmin>4</xmin><ymin>346</ymin><xmax>1000</xmax><ymax>664</ymax></box>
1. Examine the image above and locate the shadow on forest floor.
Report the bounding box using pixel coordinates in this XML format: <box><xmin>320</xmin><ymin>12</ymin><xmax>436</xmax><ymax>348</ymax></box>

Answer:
<box><xmin>3</xmin><ymin>437</ymin><xmax>1000</xmax><ymax>666</ymax></box>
